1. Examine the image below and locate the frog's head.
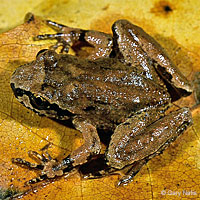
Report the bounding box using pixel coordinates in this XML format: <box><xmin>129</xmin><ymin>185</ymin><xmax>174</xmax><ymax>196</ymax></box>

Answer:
<box><xmin>10</xmin><ymin>49</ymin><xmax>73</xmax><ymax>120</ymax></box>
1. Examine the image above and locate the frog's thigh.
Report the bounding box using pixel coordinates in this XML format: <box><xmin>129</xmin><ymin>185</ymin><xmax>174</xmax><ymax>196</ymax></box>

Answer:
<box><xmin>106</xmin><ymin>109</ymin><xmax>159</xmax><ymax>169</ymax></box>
<box><xmin>83</xmin><ymin>31</ymin><xmax>113</xmax><ymax>59</ymax></box>
<box><xmin>70</xmin><ymin>117</ymin><xmax>101</xmax><ymax>166</ymax></box>
<box><xmin>107</xmin><ymin>108</ymin><xmax>192</xmax><ymax>169</ymax></box>
<box><xmin>60</xmin><ymin>26</ymin><xmax>113</xmax><ymax>58</ymax></box>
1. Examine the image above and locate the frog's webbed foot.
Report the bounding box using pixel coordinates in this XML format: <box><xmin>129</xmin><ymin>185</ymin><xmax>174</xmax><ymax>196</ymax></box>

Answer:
<box><xmin>35</xmin><ymin>20</ymin><xmax>113</xmax><ymax>59</ymax></box>
<box><xmin>12</xmin><ymin>150</ymin><xmax>73</xmax><ymax>185</ymax></box>
<box><xmin>35</xmin><ymin>33</ymin><xmax>71</xmax><ymax>53</ymax></box>
<box><xmin>34</xmin><ymin>20</ymin><xmax>83</xmax><ymax>54</ymax></box>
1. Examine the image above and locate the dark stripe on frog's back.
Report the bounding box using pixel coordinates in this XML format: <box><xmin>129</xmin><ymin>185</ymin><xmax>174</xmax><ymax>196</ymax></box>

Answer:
<box><xmin>42</xmin><ymin>54</ymin><xmax>171</xmax><ymax>125</ymax></box>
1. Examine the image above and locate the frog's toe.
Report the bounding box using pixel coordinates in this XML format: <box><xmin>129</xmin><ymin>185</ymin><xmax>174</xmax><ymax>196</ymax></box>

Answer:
<box><xmin>12</xmin><ymin>154</ymin><xmax>64</xmax><ymax>185</ymax></box>
<box><xmin>12</xmin><ymin>150</ymin><xmax>73</xmax><ymax>184</ymax></box>
<box><xmin>28</xmin><ymin>150</ymin><xmax>52</xmax><ymax>162</ymax></box>
<box><xmin>12</xmin><ymin>150</ymin><xmax>53</xmax><ymax>167</ymax></box>
<box><xmin>24</xmin><ymin>157</ymin><xmax>74</xmax><ymax>185</ymax></box>
<box><xmin>117</xmin><ymin>168</ymin><xmax>139</xmax><ymax>187</ymax></box>
<box><xmin>49</xmin><ymin>40</ymin><xmax>70</xmax><ymax>53</ymax></box>
<box><xmin>34</xmin><ymin>32</ymin><xmax>70</xmax><ymax>53</ymax></box>
<box><xmin>12</xmin><ymin>157</ymin><xmax>44</xmax><ymax>170</ymax></box>
<box><xmin>34</xmin><ymin>33</ymin><xmax>66</xmax><ymax>41</ymax></box>
<box><xmin>117</xmin><ymin>174</ymin><xmax>134</xmax><ymax>186</ymax></box>
<box><xmin>25</xmin><ymin>174</ymin><xmax>48</xmax><ymax>185</ymax></box>
<box><xmin>116</xmin><ymin>159</ymin><xmax>147</xmax><ymax>187</ymax></box>
<box><xmin>46</xmin><ymin>20</ymin><xmax>66</xmax><ymax>30</ymax></box>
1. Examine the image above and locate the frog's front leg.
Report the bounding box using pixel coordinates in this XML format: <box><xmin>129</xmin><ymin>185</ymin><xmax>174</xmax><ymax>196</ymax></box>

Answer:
<box><xmin>36</xmin><ymin>20</ymin><xmax>113</xmax><ymax>59</ymax></box>
<box><xmin>70</xmin><ymin>117</ymin><xmax>101</xmax><ymax>165</ymax></box>
<box><xmin>46</xmin><ymin>117</ymin><xmax>101</xmax><ymax>172</ymax></box>
<box><xmin>12</xmin><ymin>117</ymin><xmax>101</xmax><ymax>184</ymax></box>
<box><xmin>106</xmin><ymin>108</ymin><xmax>192</xmax><ymax>184</ymax></box>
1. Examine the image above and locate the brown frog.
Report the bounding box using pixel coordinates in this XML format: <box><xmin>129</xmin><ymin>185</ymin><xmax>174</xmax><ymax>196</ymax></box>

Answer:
<box><xmin>10</xmin><ymin>19</ymin><xmax>193</xmax><ymax>185</ymax></box>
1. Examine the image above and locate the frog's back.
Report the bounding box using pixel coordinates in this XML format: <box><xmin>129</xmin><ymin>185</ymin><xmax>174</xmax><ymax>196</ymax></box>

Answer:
<box><xmin>47</xmin><ymin>54</ymin><xmax>171</xmax><ymax>128</ymax></box>
<box><xmin>10</xmin><ymin>51</ymin><xmax>171</xmax><ymax>130</ymax></box>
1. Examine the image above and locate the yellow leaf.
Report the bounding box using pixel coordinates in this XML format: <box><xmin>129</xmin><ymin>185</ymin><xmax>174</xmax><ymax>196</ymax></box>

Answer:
<box><xmin>0</xmin><ymin>1</ymin><xmax>200</xmax><ymax>200</ymax></box>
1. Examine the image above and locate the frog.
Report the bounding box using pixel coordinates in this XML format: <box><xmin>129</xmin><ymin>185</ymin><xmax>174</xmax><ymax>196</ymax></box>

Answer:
<box><xmin>10</xmin><ymin>19</ymin><xmax>193</xmax><ymax>186</ymax></box>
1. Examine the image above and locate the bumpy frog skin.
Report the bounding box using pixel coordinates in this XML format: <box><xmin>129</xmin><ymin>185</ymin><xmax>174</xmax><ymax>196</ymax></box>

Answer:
<box><xmin>10</xmin><ymin>19</ymin><xmax>193</xmax><ymax>186</ymax></box>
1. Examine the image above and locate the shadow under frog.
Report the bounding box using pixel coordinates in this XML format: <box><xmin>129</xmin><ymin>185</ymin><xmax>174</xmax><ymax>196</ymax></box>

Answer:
<box><xmin>10</xmin><ymin>19</ymin><xmax>193</xmax><ymax>186</ymax></box>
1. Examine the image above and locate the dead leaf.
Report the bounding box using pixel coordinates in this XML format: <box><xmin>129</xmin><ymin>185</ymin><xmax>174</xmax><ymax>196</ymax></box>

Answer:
<box><xmin>0</xmin><ymin>1</ymin><xmax>200</xmax><ymax>200</ymax></box>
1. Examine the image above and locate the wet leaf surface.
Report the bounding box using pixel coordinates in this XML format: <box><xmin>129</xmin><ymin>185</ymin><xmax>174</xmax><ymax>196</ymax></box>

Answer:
<box><xmin>0</xmin><ymin>0</ymin><xmax>200</xmax><ymax>199</ymax></box>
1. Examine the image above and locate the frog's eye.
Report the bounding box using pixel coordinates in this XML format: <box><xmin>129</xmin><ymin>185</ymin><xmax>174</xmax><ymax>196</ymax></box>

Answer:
<box><xmin>29</xmin><ymin>94</ymin><xmax>50</xmax><ymax>110</ymax></box>
<box><xmin>28</xmin><ymin>93</ymin><xmax>74</xmax><ymax>119</ymax></box>
<box><xmin>11</xmin><ymin>83</ymin><xmax>50</xmax><ymax>110</ymax></box>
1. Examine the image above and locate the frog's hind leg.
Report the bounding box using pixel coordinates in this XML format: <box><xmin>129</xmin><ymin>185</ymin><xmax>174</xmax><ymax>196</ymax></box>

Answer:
<box><xmin>35</xmin><ymin>20</ymin><xmax>86</xmax><ymax>53</ymax></box>
<box><xmin>78</xmin><ymin>154</ymin><xmax>146</xmax><ymax>185</ymax></box>
<box><xmin>36</xmin><ymin>20</ymin><xmax>113</xmax><ymax>59</ymax></box>
<box><xmin>107</xmin><ymin>107</ymin><xmax>192</xmax><ymax>184</ymax></box>
<box><xmin>112</xmin><ymin>20</ymin><xmax>192</xmax><ymax>98</ymax></box>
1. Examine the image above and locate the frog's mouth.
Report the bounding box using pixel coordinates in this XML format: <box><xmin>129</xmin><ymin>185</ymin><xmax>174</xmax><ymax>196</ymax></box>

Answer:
<box><xmin>10</xmin><ymin>83</ymin><xmax>74</xmax><ymax>120</ymax></box>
